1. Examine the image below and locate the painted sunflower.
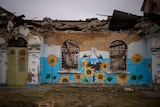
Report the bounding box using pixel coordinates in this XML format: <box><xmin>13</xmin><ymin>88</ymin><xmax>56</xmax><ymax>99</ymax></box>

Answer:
<box><xmin>47</xmin><ymin>54</ymin><xmax>57</xmax><ymax>66</ymax></box>
<box><xmin>60</xmin><ymin>75</ymin><xmax>71</xmax><ymax>83</ymax></box>
<box><xmin>100</xmin><ymin>62</ymin><xmax>109</xmax><ymax>70</ymax></box>
<box><xmin>82</xmin><ymin>59</ymin><xmax>88</xmax><ymax>68</ymax></box>
<box><xmin>117</xmin><ymin>74</ymin><xmax>129</xmax><ymax>83</ymax></box>
<box><xmin>95</xmin><ymin>72</ymin><xmax>106</xmax><ymax>82</ymax></box>
<box><xmin>84</xmin><ymin>67</ymin><xmax>95</xmax><ymax>77</ymax></box>
<box><xmin>132</xmin><ymin>54</ymin><xmax>143</xmax><ymax>64</ymax></box>
<box><xmin>147</xmin><ymin>60</ymin><xmax>151</xmax><ymax>71</ymax></box>
<box><xmin>74</xmin><ymin>74</ymin><xmax>82</xmax><ymax>83</ymax></box>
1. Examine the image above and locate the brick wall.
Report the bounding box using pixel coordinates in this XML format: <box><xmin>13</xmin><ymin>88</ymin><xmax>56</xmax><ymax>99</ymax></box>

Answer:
<box><xmin>44</xmin><ymin>31</ymin><xmax>142</xmax><ymax>51</ymax></box>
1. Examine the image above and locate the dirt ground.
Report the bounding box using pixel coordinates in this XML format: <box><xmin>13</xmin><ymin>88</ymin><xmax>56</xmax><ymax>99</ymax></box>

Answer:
<box><xmin>0</xmin><ymin>83</ymin><xmax>160</xmax><ymax>107</ymax></box>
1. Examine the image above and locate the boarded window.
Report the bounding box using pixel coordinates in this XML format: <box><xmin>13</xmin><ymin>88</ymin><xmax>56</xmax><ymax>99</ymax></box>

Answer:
<box><xmin>110</xmin><ymin>40</ymin><xmax>127</xmax><ymax>72</ymax></box>
<box><xmin>61</xmin><ymin>40</ymin><xmax>79</xmax><ymax>71</ymax></box>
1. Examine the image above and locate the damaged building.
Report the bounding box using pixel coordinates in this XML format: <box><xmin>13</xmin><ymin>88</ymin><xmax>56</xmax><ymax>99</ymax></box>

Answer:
<box><xmin>0</xmin><ymin>0</ymin><xmax>160</xmax><ymax>86</ymax></box>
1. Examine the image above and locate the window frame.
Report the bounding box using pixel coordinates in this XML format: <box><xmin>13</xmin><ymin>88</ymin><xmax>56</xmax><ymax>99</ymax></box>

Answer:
<box><xmin>109</xmin><ymin>40</ymin><xmax>128</xmax><ymax>74</ymax></box>
<box><xmin>59</xmin><ymin>40</ymin><xmax>81</xmax><ymax>74</ymax></box>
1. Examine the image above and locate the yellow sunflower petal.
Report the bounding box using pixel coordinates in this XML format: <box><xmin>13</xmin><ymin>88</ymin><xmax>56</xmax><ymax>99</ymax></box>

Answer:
<box><xmin>60</xmin><ymin>76</ymin><xmax>70</xmax><ymax>83</ymax></box>
<box><xmin>100</xmin><ymin>62</ymin><xmax>109</xmax><ymax>70</ymax></box>
<box><xmin>95</xmin><ymin>72</ymin><xmax>106</xmax><ymax>82</ymax></box>
<box><xmin>84</xmin><ymin>67</ymin><xmax>95</xmax><ymax>77</ymax></box>
<box><xmin>132</xmin><ymin>54</ymin><xmax>143</xmax><ymax>64</ymax></box>
<box><xmin>47</xmin><ymin>55</ymin><xmax>57</xmax><ymax>66</ymax></box>
<box><xmin>147</xmin><ymin>61</ymin><xmax>151</xmax><ymax>71</ymax></box>
<box><xmin>117</xmin><ymin>74</ymin><xmax>128</xmax><ymax>83</ymax></box>
<box><xmin>82</xmin><ymin>59</ymin><xmax>88</xmax><ymax>68</ymax></box>
<box><xmin>74</xmin><ymin>74</ymin><xmax>82</xmax><ymax>82</ymax></box>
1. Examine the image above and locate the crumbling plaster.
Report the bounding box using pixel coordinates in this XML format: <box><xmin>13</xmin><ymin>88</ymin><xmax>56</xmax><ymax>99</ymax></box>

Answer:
<box><xmin>44</xmin><ymin>31</ymin><xmax>142</xmax><ymax>51</ymax></box>
<box><xmin>11</xmin><ymin>26</ymin><xmax>41</xmax><ymax>46</ymax></box>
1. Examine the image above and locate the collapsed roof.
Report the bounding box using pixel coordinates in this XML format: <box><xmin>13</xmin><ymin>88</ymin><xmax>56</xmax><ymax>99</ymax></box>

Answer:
<box><xmin>108</xmin><ymin>10</ymin><xmax>141</xmax><ymax>31</ymax></box>
<box><xmin>0</xmin><ymin>1</ymin><xmax>160</xmax><ymax>41</ymax></box>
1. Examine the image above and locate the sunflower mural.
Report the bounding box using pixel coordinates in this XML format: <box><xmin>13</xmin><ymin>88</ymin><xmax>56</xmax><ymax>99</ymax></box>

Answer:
<box><xmin>131</xmin><ymin>53</ymin><xmax>143</xmax><ymax>84</ymax></box>
<box><xmin>95</xmin><ymin>72</ymin><xmax>106</xmax><ymax>82</ymax></box>
<box><xmin>84</xmin><ymin>67</ymin><xmax>95</xmax><ymax>77</ymax></box>
<box><xmin>47</xmin><ymin>54</ymin><xmax>58</xmax><ymax>66</ymax></box>
<box><xmin>117</xmin><ymin>74</ymin><xmax>129</xmax><ymax>83</ymax></box>
<box><xmin>82</xmin><ymin>59</ymin><xmax>88</xmax><ymax>69</ymax></box>
<box><xmin>60</xmin><ymin>75</ymin><xmax>71</xmax><ymax>83</ymax></box>
<box><xmin>100</xmin><ymin>62</ymin><xmax>109</xmax><ymax>71</ymax></box>
<box><xmin>132</xmin><ymin>54</ymin><xmax>143</xmax><ymax>64</ymax></box>
<box><xmin>46</xmin><ymin>55</ymin><xmax>58</xmax><ymax>81</ymax></box>
<box><xmin>74</xmin><ymin>74</ymin><xmax>82</xmax><ymax>83</ymax></box>
<box><xmin>147</xmin><ymin>60</ymin><xmax>151</xmax><ymax>71</ymax></box>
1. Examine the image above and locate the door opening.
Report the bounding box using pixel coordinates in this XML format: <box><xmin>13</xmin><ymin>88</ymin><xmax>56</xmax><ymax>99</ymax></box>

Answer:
<box><xmin>7</xmin><ymin>37</ymin><xmax>28</xmax><ymax>85</ymax></box>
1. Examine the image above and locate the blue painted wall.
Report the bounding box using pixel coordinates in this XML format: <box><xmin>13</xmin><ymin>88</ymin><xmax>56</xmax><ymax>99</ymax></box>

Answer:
<box><xmin>40</xmin><ymin>57</ymin><xmax>152</xmax><ymax>85</ymax></box>
<box><xmin>39</xmin><ymin>38</ymin><xmax>152</xmax><ymax>85</ymax></box>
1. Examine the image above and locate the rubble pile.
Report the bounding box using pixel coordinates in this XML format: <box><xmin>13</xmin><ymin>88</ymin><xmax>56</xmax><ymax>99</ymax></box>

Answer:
<box><xmin>134</xmin><ymin>20</ymin><xmax>159</xmax><ymax>34</ymax></box>
<box><xmin>1</xmin><ymin>2</ymin><xmax>160</xmax><ymax>41</ymax></box>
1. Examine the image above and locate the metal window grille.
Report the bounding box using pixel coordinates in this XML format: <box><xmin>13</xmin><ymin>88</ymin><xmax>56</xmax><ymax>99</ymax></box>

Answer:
<box><xmin>61</xmin><ymin>40</ymin><xmax>79</xmax><ymax>71</ymax></box>
<box><xmin>110</xmin><ymin>40</ymin><xmax>127</xmax><ymax>72</ymax></box>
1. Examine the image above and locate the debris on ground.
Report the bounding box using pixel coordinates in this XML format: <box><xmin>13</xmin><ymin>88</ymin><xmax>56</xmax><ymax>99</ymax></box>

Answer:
<box><xmin>0</xmin><ymin>84</ymin><xmax>160</xmax><ymax>107</ymax></box>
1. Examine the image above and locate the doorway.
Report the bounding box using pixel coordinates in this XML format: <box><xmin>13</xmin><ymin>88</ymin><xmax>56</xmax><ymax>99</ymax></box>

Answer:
<box><xmin>6</xmin><ymin>37</ymin><xmax>28</xmax><ymax>85</ymax></box>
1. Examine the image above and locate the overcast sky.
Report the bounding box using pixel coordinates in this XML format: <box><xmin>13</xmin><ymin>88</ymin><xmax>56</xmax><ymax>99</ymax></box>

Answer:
<box><xmin>0</xmin><ymin>0</ymin><xmax>144</xmax><ymax>20</ymax></box>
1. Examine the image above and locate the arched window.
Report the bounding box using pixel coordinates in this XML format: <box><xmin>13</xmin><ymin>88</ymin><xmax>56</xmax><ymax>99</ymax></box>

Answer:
<box><xmin>61</xmin><ymin>40</ymin><xmax>79</xmax><ymax>71</ymax></box>
<box><xmin>109</xmin><ymin>40</ymin><xmax>127</xmax><ymax>72</ymax></box>
<box><xmin>7</xmin><ymin>37</ymin><xmax>27</xmax><ymax>47</ymax></box>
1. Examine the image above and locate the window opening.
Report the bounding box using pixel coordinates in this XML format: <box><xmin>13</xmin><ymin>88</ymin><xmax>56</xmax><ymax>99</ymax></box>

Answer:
<box><xmin>61</xmin><ymin>40</ymin><xmax>79</xmax><ymax>71</ymax></box>
<box><xmin>109</xmin><ymin>40</ymin><xmax>127</xmax><ymax>72</ymax></box>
